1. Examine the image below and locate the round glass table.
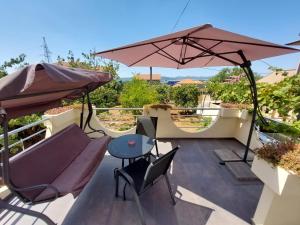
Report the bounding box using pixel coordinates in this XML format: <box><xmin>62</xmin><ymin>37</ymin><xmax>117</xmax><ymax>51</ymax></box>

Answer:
<box><xmin>108</xmin><ymin>134</ymin><xmax>154</xmax><ymax>167</ymax></box>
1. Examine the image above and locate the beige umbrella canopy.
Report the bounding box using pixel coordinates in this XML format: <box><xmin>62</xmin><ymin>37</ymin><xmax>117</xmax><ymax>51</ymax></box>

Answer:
<box><xmin>0</xmin><ymin>63</ymin><xmax>112</xmax><ymax>118</ymax></box>
<box><xmin>96</xmin><ymin>24</ymin><xmax>299</xmax><ymax>164</ymax></box>
<box><xmin>96</xmin><ymin>24</ymin><xmax>299</xmax><ymax>68</ymax></box>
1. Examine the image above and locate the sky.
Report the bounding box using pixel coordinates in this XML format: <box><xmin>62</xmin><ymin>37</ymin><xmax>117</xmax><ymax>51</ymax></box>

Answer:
<box><xmin>1</xmin><ymin>0</ymin><xmax>300</xmax><ymax>78</ymax></box>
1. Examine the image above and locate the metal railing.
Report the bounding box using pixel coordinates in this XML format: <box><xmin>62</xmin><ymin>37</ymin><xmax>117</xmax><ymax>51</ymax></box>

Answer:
<box><xmin>0</xmin><ymin>118</ymin><xmax>49</xmax><ymax>152</ymax></box>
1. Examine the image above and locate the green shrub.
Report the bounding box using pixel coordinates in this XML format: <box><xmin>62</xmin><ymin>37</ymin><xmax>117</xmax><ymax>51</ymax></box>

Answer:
<box><xmin>173</xmin><ymin>84</ymin><xmax>200</xmax><ymax>108</ymax></box>
<box><xmin>120</xmin><ymin>77</ymin><xmax>158</xmax><ymax>108</ymax></box>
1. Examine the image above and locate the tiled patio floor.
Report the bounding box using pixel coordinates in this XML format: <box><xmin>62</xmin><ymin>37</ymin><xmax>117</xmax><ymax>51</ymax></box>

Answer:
<box><xmin>0</xmin><ymin>139</ymin><xmax>263</xmax><ymax>225</ymax></box>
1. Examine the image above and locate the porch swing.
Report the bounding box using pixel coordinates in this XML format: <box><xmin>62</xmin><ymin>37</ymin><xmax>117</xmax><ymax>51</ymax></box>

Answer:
<box><xmin>0</xmin><ymin>63</ymin><xmax>113</xmax><ymax>224</ymax></box>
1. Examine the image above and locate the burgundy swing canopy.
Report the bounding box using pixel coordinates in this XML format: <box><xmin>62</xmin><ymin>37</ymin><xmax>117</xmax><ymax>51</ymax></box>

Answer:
<box><xmin>95</xmin><ymin>24</ymin><xmax>299</xmax><ymax>68</ymax></box>
<box><xmin>0</xmin><ymin>63</ymin><xmax>112</xmax><ymax>119</ymax></box>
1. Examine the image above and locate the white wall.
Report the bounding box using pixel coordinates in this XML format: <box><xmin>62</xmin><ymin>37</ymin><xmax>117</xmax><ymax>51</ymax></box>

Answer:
<box><xmin>43</xmin><ymin>106</ymin><xmax>262</xmax><ymax>149</ymax></box>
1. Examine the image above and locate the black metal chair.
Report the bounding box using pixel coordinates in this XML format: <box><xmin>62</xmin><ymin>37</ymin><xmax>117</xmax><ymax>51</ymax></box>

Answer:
<box><xmin>136</xmin><ymin>116</ymin><xmax>159</xmax><ymax>157</ymax></box>
<box><xmin>115</xmin><ymin>146</ymin><xmax>179</xmax><ymax>225</ymax></box>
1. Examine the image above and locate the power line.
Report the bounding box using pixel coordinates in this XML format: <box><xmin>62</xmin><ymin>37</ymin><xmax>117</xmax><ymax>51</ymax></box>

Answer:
<box><xmin>259</xmin><ymin>59</ymin><xmax>272</xmax><ymax>68</ymax></box>
<box><xmin>171</xmin><ymin>0</ymin><xmax>191</xmax><ymax>32</ymax></box>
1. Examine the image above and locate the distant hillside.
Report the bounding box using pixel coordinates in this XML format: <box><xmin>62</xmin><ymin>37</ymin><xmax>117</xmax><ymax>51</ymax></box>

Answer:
<box><xmin>120</xmin><ymin>76</ymin><xmax>211</xmax><ymax>82</ymax></box>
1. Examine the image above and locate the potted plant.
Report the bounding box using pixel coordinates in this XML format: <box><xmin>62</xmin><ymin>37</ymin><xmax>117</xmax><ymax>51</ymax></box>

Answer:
<box><xmin>251</xmin><ymin>141</ymin><xmax>300</xmax><ymax>225</ymax></box>
<box><xmin>144</xmin><ymin>104</ymin><xmax>172</xmax><ymax>116</ymax></box>
<box><xmin>219</xmin><ymin>102</ymin><xmax>251</xmax><ymax>118</ymax></box>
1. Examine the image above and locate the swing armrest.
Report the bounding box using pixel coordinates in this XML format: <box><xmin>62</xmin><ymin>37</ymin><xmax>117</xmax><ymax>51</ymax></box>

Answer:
<box><xmin>12</xmin><ymin>184</ymin><xmax>60</xmax><ymax>203</ymax></box>
<box><xmin>85</xmin><ymin>129</ymin><xmax>106</xmax><ymax>136</ymax></box>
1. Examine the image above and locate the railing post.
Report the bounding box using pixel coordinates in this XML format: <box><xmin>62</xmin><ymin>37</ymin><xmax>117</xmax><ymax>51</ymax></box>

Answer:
<box><xmin>0</xmin><ymin>109</ymin><xmax>10</xmax><ymax>187</ymax></box>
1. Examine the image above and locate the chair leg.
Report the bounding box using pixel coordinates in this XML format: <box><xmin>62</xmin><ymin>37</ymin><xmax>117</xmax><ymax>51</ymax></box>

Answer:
<box><xmin>129</xmin><ymin>185</ymin><xmax>146</xmax><ymax>225</ymax></box>
<box><xmin>165</xmin><ymin>175</ymin><xmax>176</xmax><ymax>205</ymax></box>
<box><xmin>114</xmin><ymin>169</ymin><xmax>119</xmax><ymax>197</ymax></box>
<box><xmin>123</xmin><ymin>183</ymin><xmax>127</xmax><ymax>201</ymax></box>
<box><xmin>155</xmin><ymin>140</ymin><xmax>159</xmax><ymax>157</ymax></box>
<box><xmin>0</xmin><ymin>199</ymin><xmax>56</xmax><ymax>225</ymax></box>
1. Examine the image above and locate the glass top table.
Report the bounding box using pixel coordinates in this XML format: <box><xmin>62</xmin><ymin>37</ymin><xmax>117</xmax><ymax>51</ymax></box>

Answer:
<box><xmin>108</xmin><ymin>134</ymin><xmax>154</xmax><ymax>161</ymax></box>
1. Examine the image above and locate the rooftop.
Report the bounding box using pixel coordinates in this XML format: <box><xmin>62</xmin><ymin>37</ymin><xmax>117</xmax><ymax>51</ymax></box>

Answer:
<box><xmin>173</xmin><ymin>79</ymin><xmax>204</xmax><ymax>87</ymax></box>
<box><xmin>257</xmin><ymin>69</ymin><xmax>297</xmax><ymax>84</ymax></box>
<box><xmin>136</xmin><ymin>74</ymin><xmax>161</xmax><ymax>81</ymax></box>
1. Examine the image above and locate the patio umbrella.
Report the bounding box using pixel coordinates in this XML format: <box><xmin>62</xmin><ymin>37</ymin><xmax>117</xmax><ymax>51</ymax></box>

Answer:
<box><xmin>95</xmin><ymin>24</ymin><xmax>299</xmax><ymax>164</ymax></box>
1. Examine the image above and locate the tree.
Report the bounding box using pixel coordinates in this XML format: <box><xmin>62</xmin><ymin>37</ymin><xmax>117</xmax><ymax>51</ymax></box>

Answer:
<box><xmin>258</xmin><ymin>74</ymin><xmax>300</xmax><ymax>121</ymax></box>
<box><xmin>154</xmin><ymin>83</ymin><xmax>172</xmax><ymax>104</ymax></box>
<box><xmin>57</xmin><ymin>51</ymin><xmax>122</xmax><ymax>108</ymax></box>
<box><xmin>0</xmin><ymin>54</ymin><xmax>28</xmax><ymax>78</ymax></box>
<box><xmin>209</xmin><ymin>67</ymin><xmax>244</xmax><ymax>83</ymax></box>
<box><xmin>172</xmin><ymin>84</ymin><xmax>200</xmax><ymax>108</ymax></box>
<box><xmin>120</xmin><ymin>77</ymin><xmax>158</xmax><ymax>108</ymax></box>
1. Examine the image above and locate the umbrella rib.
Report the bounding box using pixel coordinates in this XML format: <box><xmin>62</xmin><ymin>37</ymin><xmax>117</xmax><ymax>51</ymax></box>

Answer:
<box><xmin>95</xmin><ymin>36</ymin><xmax>184</xmax><ymax>55</ymax></box>
<box><xmin>184</xmin><ymin>51</ymin><xmax>241</xmax><ymax>60</ymax></box>
<box><xmin>152</xmin><ymin>43</ymin><xmax>181</xmax><ymax>64</ymax></box>
<box><xmin>183</xmin><ymin>40</ymin><xmax>223</xmax><ymax>64</ymax></box>
<box><xmin>156</xmin><ymin>52</ymin><xmax>181</xmax><ymax>64</ymax></box>
<box><xmin>128</xmin><ymin>39</ymin><xmax>180</xmax><ymax>67</ymax></box>
<box><xmin>189</xmin><ymin>36</ymin><xmax>297</xmax><ymax>50</ymax></box>
<box><xmin>186</xmin><ymin>39</ymin><xmax>240</xmax><ymax>65</ymax></box>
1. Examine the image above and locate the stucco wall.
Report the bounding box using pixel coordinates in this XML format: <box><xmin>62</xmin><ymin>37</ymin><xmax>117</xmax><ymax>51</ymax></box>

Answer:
<box><xmin>43</xmin><ymin>106</ymin><xmax>262</xmax><ymax>149</ymax></box>
<box><xmin>252</xmin><ymin>157</ymin><xmax>300</xmax><ymax>225</ymax></box>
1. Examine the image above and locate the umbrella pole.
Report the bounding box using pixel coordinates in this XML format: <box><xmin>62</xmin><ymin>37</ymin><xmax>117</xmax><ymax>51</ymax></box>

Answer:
<box><xmin>219</xmin><ymin>51</ymin><xmax>258</xmax><ymax>166</ymax></box>
<box><xmin>242</xmin><ymin>65</ymin><xmax>257</xmax><ymax>162</ymax></box>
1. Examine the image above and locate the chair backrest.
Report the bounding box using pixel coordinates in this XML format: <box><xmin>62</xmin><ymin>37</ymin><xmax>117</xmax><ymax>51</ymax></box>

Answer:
<box><xmin>136</xmin><ymin>116</ymin><xmax>158</xmax><ymax>139</ymax></box>
<box><xmin>142</xmin><ymin>146</ymin><xmax>179</xmax><ymax>189</ymax></box>
<box><xmin>9</xmin><ymin>124</ymin><xmax>91</xmax><ymax>201</ymax></box>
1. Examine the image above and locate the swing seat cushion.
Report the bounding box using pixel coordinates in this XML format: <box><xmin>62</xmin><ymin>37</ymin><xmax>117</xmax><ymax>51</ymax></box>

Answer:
<box><xmin>9</xmin><ymin>123</ymin><xmax>111</xmax><ymax>202</ymax></box>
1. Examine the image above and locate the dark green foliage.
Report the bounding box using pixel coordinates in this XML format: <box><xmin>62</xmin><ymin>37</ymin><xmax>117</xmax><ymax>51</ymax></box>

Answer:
<box><xmin>258</xmin><ymin>74</ymin><xmax>300</xmax><ymax>119</ymax></box>
<box><xmin>207</xmin><ymin>67</ymin><xmax>252</xmax><ymax>105</ymax></box>
<box><xmin>154</xmin><ymin>83</ymin><xmax>172</xmax><ymax>104</ymax></box>
<box><xmin>0</xmin><ymin>54</ymin><xmax>28</xmax><ymax>78</ymax></box>
<box><xmin>173</xmin><ymin>84</ymin><xmax>200</xmax><ymax>108</ymax></box>
<box><xmin>207</xmin><ymin>80</ymin><xmax>251</xmax><ymax>104</ymax></box>
<box><xmin>208</xmin><ymin>67</ymin><xmax>244</xmax><ymax>83</ymax></box>
<box><xmin>120</xmin><ymin>77</ymin><xmax>158</xmax><ymax>108</ymax></box>
<box><xmin>257</xmin><ymin>119</ymin><xmax>300</xmax><ymax>138</ymax></box>
<box><xmin>57</xmin><ymin>51</ymin><xmax>122</xmax><ymax>108</ymax></box>
<box><xmin>0</xmin><ymin>114</ymin><xmax>44</xmax><ymax>156</ymax></box>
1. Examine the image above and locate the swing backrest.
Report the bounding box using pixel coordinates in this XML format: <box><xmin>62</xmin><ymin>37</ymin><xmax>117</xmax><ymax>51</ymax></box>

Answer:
<box><xmin>9</xmin><ymin>124</ymin><xmax>91</xmax><ymax>201</ymax></box>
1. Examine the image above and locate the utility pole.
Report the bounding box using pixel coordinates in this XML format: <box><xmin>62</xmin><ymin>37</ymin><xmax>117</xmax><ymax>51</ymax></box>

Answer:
<box><xmin>42</xmin><ymin>37</ymin><xmax>52</xmax><ymax>63</ymax></box>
